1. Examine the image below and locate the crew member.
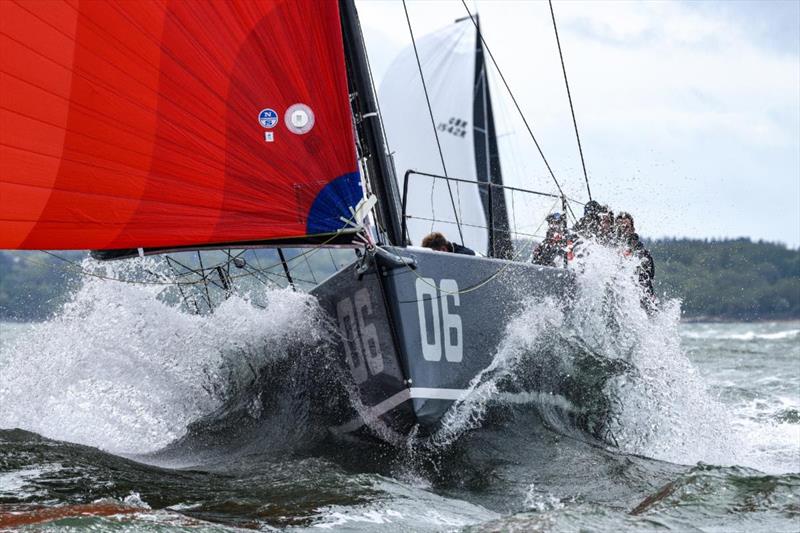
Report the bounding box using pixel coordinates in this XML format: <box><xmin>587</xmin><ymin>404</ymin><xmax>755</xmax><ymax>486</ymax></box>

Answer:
<box><xmin>597</xmin><ymin>205</ymin><xmax>615</xmax><ymax>243</ymax></box>
<box><xmin>615</xmin><ymin>212</ymin><xmax>655</xmax><ymax>299</ymax></box>
<box><xmin>532</xmin><ymin>212</ymin><xmax>574</xmax><ymax>267</ymax></box>
<box><xmin>421</xmin><ymin>232</ymin><xmax>476</xmax><ymax>255</ymax></box>
<box><xmin>573</xmin><ymin>200</ymin><xmax>602</xmax><ymax>238</ymax></box>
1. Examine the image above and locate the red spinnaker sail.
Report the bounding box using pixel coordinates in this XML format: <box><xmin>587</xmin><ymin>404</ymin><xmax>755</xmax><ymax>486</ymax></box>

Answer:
<box><xmin>1</xmin><ymin>0</ymin><xmax>361</xmax><ymax>250</ymax></box>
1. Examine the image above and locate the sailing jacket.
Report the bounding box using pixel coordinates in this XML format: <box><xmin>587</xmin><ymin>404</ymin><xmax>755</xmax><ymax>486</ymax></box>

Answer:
<box><xmin>450</xmin><ymin>242</ymin><xmax>476</xmax><ymax>256</ymax></box>
<box><xmin>532</xmin><ymin>232</ymin><xmax>574</xmax><ymax>268</ymax></box>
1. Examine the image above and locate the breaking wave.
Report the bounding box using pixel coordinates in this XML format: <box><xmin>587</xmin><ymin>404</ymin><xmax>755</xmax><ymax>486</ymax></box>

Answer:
<box><xmin>425</xmin><ymin>241</ymin><xmax>736</xmax><ymax>466</ymax></box>
<box><xmin>0</xmin><ymin>245</ymin><xmax>766</xmax><ymax>470</ymax></box>
<box><xmin>0</xmin><ymin>257</ymin><xmax>325</xmax><ymax>455</ymax></box>
<box><xmin>572</xmin><ymin>245</ymin><xmax>734</xmax><ymax>464</ymax></box>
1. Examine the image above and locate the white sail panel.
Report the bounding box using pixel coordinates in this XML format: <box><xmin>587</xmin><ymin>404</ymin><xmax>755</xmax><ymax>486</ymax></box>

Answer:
<box><xmin>379</xmin><ymin>20</ymin><xmax>488</xmax><ymax>254</ymax></box>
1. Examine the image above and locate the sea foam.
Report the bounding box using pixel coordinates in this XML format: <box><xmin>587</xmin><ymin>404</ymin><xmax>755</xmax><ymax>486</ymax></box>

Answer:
<box><xmin>424</xmin><ymin>241</ymin><xmax>738</xmax><ymax>466</ymax></box>
<box><xmin>0</xmin><ymin>257</ymin><xmax>323</xmax><ymax>454</ymax></box>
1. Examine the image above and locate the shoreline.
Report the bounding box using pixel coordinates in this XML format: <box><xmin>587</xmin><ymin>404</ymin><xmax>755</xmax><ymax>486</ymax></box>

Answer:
<box><xmin>680</xmin><ymin>316</ymin><xmax>800</xmax><ymax>324</ymax></box>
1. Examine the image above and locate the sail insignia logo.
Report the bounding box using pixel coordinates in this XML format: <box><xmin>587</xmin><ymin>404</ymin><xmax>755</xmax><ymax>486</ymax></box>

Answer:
<box><xmin>437</xmin><ymin>117</ymin><xmax>468</xmax><ymax>138</ymax></box>
<box><xmin>285</xmin><ymin>103</ymin><xmax>315</xmax><ymax>135</ymax></box>
<box><xmin>258</xmin><ymin>108</ymin><xmax>278</xmax><ymax>129</ymax></box>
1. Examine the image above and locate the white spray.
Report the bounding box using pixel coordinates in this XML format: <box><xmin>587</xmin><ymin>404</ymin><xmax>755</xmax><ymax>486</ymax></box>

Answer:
<box><xmin>0</xmin><ymin>258</ymin><xmax>323</xmax><ymax>454</ymax></box>
<box><xmin>424</xmin><ymin>240</ymin><xmax>737</xmax><ymax>466</ymax></box>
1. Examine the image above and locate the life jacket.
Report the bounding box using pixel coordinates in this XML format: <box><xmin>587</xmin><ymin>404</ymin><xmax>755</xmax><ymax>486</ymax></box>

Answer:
<box><xmin>551</xmin><ymin>233</ymin><xmax>575</xmax><ymax>265</ymax></box>
<box><xmin>566</xmin><ymin>238</ymin><xmax>575</xmax><ymax>261</ymax></box>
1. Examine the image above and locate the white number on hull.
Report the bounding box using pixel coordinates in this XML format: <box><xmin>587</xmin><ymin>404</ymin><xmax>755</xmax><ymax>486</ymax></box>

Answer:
<box><xmin>415</xmin><ymin>278</ymin><xmax>462</xmax><ymax>362</ymax></box>
<box><xmin>439</xmin><ymin>279</ymin><xmax>463</xmax><ymax>362</ymax></box>
<box><xmin>336</xmin><ymin>288</ymin><xmax>384</xmax><ymax>384</ymax></box>
<box><xmin>354</xmin><ymin>287</ymin><xmax>384</xmax><ymax>375</ymax></box>
<box><xmin>336</xmin><ymin>296</ymin><xmax>366</xmax><ymax>383</ymax></box>
<box><xmin>415</xmin><ymin>277</ymin><xmax>441</xmax><ymax>361</ymax></box>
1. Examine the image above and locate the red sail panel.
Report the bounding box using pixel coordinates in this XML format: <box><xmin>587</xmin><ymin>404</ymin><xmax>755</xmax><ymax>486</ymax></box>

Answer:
<box><xmin>0</xmin><ymin>0</ymin><xmax>361</xmax><ymax>250</ymax></box>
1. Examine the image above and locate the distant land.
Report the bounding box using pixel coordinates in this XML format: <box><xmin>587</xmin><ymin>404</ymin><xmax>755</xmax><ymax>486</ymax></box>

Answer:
<box><xmin>648</xmin><ymin>238</ymin><xmax>799</xmax><ymax>321</ymax></box>
<box><xmin>0</xmin><ymin>238</ymin><xmax>797</xmax><ymax>322</ymax></box>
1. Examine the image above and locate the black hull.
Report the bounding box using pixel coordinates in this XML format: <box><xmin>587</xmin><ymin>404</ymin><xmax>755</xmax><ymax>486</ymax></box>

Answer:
<box><xmin>311</xmin><ymin>247</ymin><xmax>571</xmax><ymax>442</ymax></box>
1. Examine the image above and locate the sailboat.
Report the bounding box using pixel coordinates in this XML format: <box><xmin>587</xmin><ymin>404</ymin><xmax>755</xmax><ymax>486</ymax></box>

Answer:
<box><xmin>1</xmin><ymin>0</ymin><xmax>578</xmax><ymax>443</ymax></box>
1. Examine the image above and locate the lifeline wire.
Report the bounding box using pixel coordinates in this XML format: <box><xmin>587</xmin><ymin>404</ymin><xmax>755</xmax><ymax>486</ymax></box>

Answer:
<box><xmin>399</xmin><ymin>196</ymin><xmax>562</xmax><ymax>300</ymax></box>
<box><xmin>402</xmin><ymin>0</ymin><xmax>465</xmax><ymax>245</ymax></box>
<box><xmin>460</xmin><ymin>1</ymin><xmax>568</xmax><ymax>202</ymax></box>
<box><xmin>549</xmin><ymin>0</ymin><xmax>592</xmax><ymax>202</ymax></box>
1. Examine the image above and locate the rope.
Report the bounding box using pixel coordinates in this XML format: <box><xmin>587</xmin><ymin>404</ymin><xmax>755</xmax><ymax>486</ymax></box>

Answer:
<box><xmin>460</xmin><ymin>0</ymin><xmax>567</xmax><ymax>200</ymax></box>
<box><xmin>549</xmin><ymin>0</ymin><xmax>592</xmax><ymax>202</ymax></box>
<box><xmin>402</xmin><ymin>0</ymin><xmax>465</xmax><ymax>246</ymax></box>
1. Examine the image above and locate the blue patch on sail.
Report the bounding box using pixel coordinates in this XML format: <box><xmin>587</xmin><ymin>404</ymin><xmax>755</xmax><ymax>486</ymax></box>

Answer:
<box><xmin>306</xmin><ymin>171</ymin><xmax>363</xmax><ymax>235</ymax></box>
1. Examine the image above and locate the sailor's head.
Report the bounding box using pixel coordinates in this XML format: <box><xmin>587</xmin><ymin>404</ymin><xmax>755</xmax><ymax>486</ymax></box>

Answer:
<box><xmin>598</xmin><ymin>205</ymin><xmax>614</xmax><ymax>234</ymax></box>
<box><xmin>421</xmin><ymin>231</ymin><xmax>450</xmax><ymax>252</ymax></box>
<box><xmin>615</xmin><ymin>212</ymin><xmax>635</xmax><ymax>236</ymax></box>
<box><xmin>546</xmin><ymin>212</ymin><xmax>566</xmax><ymax>230</ymax></box>
<box><xmin>584</xmin><ymin>200</ymin><xmax>601</xmax><ymax>217</ymax></box>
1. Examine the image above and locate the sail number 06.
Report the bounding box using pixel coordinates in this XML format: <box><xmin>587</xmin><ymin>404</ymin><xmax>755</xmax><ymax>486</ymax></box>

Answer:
<box><xmin>336</xmin><ymin>288</ymin><xmax>384</xmax><ymax>384</ymax></box>
<box><xmin>415</xmin><ymin>278</ymin><xmax>462</xmax><ymax>362</ymax></box>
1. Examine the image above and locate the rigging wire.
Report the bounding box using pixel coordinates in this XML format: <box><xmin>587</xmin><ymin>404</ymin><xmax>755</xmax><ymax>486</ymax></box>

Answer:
<box><xmin>328</xmin><ymin>249</ymin><xmax>339</xmax><ymax>271</ymax></box>
<box><xmin>401</xmin><ymin>0</ymin><xmax>465</xmax><ymax>245</ymax></box>
<box><xmin>24</xmin><ymin>251</ymin><xmax>315</xmax><ymax>313</ymax></box>
<box><xmin>405</xmin><ymin>215</ymin><xmax>546</xmax><ymax>240</ymax></box>
<box><xmin>33</xmin><ymin>209</ymin><xmax>563</xmax><ymax>308</ymax></box>
<box><xmin>299</xmin><ymin>248</ymin><xmax>319</xmax><ymax>284</ymax></box>
<box><xmin>36</xmin><ymin>230</ymin><xmax>348</xmax><ymax>287</ymax></box>
<box><xmin>548</xmin><ymin>0</ymin><xmax>592</xmax><ymax>202</ymax></box>
<box><xmin>459</xmin><ymin>0</ymin><xmax>573</xmax><ymax>218</ymax></box>
<box><xmin>196</xmin><ymin>251</ymin><xmax>213</xmax><ymax>310</ymax></box>
<box><xmin>34</xmin><ymin>248</ymin><xmax>319</xmax><ymax>288</ymax></box>
<box><xmin>33</xmin><ymin>207</ymin><xmax>364</xmax><ymax>290</ymax></box>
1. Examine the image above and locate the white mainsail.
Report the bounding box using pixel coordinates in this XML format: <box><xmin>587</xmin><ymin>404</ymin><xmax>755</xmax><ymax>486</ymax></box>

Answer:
<box><xmin>379</xmin><ymin>19</ymin><xmax>489</xmax><ymax>254</ymax></box>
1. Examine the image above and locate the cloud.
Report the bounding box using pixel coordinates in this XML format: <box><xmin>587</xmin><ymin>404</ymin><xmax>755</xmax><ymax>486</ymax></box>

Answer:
<box><xmin>358</xmin><ymin>0</ymin><xmax>800</xmax><ymax>246</ymax></box>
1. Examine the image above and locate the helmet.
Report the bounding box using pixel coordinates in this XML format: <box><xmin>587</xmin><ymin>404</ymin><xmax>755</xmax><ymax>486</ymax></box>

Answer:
<box><xmin>584</xmin><ymin>200</ymin><xmax>601</xmax><ymax>216</ymax></box>
<box><xmin>546</xmin><ymin>212</ymin><xmax>564</xmax><ymax>224</ymax></box>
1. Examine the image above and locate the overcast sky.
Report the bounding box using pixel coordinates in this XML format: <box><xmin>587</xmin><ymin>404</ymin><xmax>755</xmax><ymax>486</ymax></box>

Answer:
<box><xmin>358</xmin><ymin>0</ymin><xmax>800</xmax><ymax>247</ymax></box>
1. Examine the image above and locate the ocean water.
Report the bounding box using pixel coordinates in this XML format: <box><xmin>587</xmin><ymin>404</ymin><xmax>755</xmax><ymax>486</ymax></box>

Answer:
<box><xmin>0</xmin><ymin>255</ymin><xmax>798</xmax><ymax>532</ymax></box>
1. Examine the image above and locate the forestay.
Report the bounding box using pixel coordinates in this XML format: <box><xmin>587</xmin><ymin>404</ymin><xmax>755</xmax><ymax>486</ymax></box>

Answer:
<box><xmin>1</xmin><ymin>0</ymin><xmax>361</xmax><ymax>251</ymax></box>
<box><xmin>379</xmin><ymin>19</ymin><xmax>489</xmax><ymax>255</ymax></box>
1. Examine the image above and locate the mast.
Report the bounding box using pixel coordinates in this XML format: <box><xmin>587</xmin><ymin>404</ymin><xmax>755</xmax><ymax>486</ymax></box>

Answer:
<box><xmin>339</xmin><ymin>0</ymin><xmax>405</xmax><ymax>246</ymax></box>
<box><xmin>472</xmin><ymin>18</ymin><xmax>514</xmax><ymax>259</ymax></box>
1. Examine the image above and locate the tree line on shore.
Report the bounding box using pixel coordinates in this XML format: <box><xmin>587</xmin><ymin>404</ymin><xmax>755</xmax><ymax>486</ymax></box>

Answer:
<box><xmin>0</xmin><ymin>238</ymin><xmax>797</xmax><ymax>322</ymax></box>
<box><xmin>649</xmin><ymin>238</ymin><xmax>799</xmax><ymax>320</ymax></box>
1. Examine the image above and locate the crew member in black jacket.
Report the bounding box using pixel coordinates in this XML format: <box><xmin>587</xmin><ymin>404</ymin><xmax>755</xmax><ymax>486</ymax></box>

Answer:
<box><xmin>615</xmin><ymin>212</ymin><xmax>655</xmax><ymax>300</ymax></box>
<box><xmin>421</xmin><ymin>232</ymin><xmax>476</xmax><ymax>255</ymax></box>
<box><xmin>532</xmin><ymin>212</ymin><xmax>574</xmax><ymax>267</ymax></box>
